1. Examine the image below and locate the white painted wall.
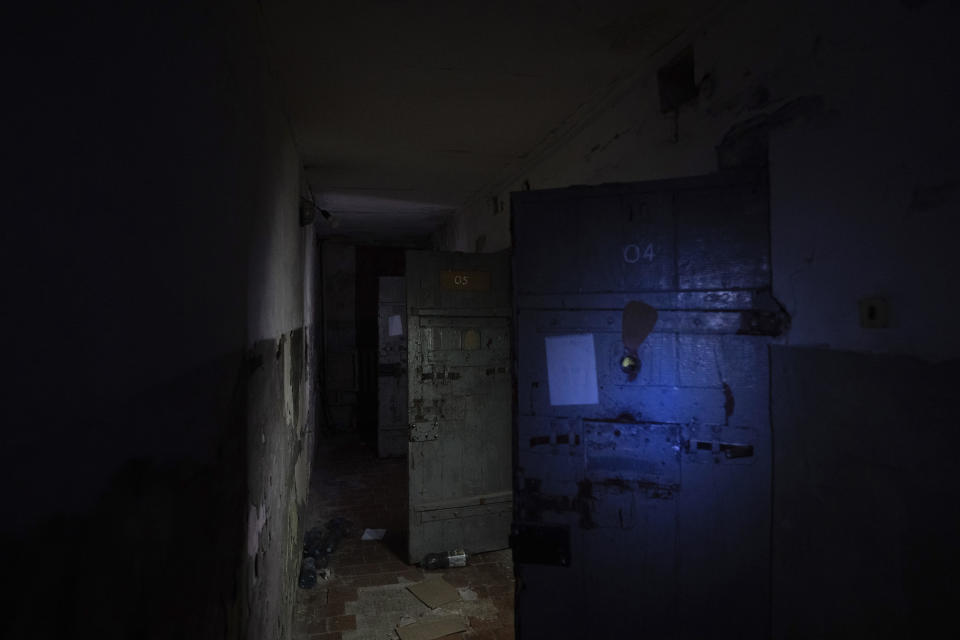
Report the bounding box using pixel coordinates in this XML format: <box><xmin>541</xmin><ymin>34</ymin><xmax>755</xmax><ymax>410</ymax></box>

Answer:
<box><xmin>247</xmin><ymin>109</ymin><xmax>306</xmax><ymax>344</ymax></box>
<box><xmin>445</xmin><ymin>0</ymin><xmax>960</xmax><ymax>361</ymax></box>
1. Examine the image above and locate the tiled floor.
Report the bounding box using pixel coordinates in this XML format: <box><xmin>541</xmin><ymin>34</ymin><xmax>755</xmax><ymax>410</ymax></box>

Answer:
<box><xmin>293</xmin><ymin>434</ymin><xmax>515</xmax><ymax>640</ymax></box>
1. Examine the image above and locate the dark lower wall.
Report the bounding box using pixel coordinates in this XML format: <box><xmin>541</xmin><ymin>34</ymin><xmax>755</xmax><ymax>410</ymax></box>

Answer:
<box><xmin>772</xmin><ymin>346</ymin><xmax>960</xmax><ymax>638</ymax></box>
<box><xmin>1</xmin><ymin>330</ymin><xmax>316</xmax><ymax>639</ymax></box>
<box><xmin>0</xmin><ymin>351</ymin><xmax>250</xmax><ymax>638</ymax></box>
<box><xmin>1</xmin><ymin>1</ymin><xmax>316</xmax><ymax>638</ymax></box>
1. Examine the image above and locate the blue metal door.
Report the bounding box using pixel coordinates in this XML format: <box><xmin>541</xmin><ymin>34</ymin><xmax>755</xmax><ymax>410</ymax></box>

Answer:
<box><xmin>512</xmin><ymin>170</ymin><xmax>785</xmax><ymax>639</ymax></box>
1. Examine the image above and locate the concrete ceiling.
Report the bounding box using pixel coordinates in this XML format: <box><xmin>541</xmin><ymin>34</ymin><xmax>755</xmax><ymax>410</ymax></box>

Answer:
<box><xmin>261</xmin><ymin>0</ymin><xmax>719</xmax><ymax>240</ymax></box>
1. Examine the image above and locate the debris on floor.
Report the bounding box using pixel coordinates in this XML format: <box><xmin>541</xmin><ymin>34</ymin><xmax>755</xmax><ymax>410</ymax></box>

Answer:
<box><xmin>299</xmin><ymin>516</ymin><xmax>353</xmax><ymax>589</ymax></box>
<box><xmin>407</xmin><ymin>576</ymin><xmax>460</xmax><ymax>609</ymax></box>
<box><xmin>297</xmin><ymin>556</ymin><xmax>317</xmax><ymax>589</ymax></box>
<box><xmin>421</xmin><ymin>547</ymin><xmax>468</xmax><ymax>570</ymax></box>
<box><xmin>457</xmin><ymin>587</ymin><xmax>478</xmax><ymax>602</ymax></box>
<box><xmin>292</xmin><ymin>436</ymin><xmax>515</xmax><ymax>639</ymax></box>
<box><xmin>395</xmin><ymin>616</ymin><xmax>467</xmax><ymax>640</ymax></box>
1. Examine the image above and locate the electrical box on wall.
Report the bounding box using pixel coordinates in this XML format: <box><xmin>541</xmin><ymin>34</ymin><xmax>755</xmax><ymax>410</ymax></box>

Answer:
<box><xmin>858</xmin><ymin>297</ymin><xmax>890</xmax><ymax>329</ymax></box>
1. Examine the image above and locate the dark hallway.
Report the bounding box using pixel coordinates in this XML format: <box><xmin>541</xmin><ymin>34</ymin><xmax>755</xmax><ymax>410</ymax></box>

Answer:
<box><xmin>293</xmin><ymin>435</ymin><xmax>514</xmax><ymax>639</ymax></box>
<box><xmin>3</xmin><ymin>1</ymin><xmax>960</xmax><ymax>639</ymax></box>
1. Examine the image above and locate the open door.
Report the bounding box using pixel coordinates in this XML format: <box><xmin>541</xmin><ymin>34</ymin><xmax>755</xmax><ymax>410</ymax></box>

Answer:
<box><xmin>512</xmin><ymin>170</ymin><xmax>786</xmax><ymax>639</ymax></box>
<box><xmin>406</xmin><ymin>250</ymin><xmax>512</xmax><ymax>564</ymax></box>
<box><xmin>377</xmin><ymin>276</ymin><xmax>407</xmax><ymax>458</ymax></box>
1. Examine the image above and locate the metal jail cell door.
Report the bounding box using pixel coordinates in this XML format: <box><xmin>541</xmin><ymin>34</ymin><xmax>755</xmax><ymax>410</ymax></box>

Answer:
<box><xmin>512</xmin><ymin>170</ymin><xmax>784</xmax><ymax>639</ymax></box>
<box><xmin>406</xmin><ymin>250</ymin><xmax>513</xmax><ymax>565</ymax></box>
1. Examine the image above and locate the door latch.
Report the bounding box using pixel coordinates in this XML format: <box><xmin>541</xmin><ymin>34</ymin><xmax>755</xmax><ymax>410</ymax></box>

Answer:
<box><xmin>620</xmin><ymin>350</ymin><xmax>640</xmax><ymax>381</ymax></box>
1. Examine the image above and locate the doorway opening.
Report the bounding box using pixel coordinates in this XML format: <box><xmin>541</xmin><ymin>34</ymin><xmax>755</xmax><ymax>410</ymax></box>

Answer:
<box><xmin>294</xmin><ymin>243</ymin><xmax>516</xmax><ymax>639</ymax></box>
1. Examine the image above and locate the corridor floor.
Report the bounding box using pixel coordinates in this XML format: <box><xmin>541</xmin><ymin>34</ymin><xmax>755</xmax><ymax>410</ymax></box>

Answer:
<box><xmin>293</xmin><ymin>434</ymin><xmax>516</xmax><ymax>640</ymax></box>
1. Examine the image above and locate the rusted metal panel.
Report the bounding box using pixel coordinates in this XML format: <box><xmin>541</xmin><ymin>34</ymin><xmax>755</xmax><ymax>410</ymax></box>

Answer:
<box><xmin>582</xmin><ymin>420</ymin><xmax>680</xmax><ymax>491</ymax></box>
<box><xmin>512</xmin><ymin>170</ymin><xmax>776</xmax><ymax>639</ymax></box>
<box><xmin>377</xmin><ymin>276</ymin><xmax>407</xmax><ymax>458</ymax></box>
<box><xmin>407</xmin><ymin>250</ymin><xmax>513</xmax><ymax>564</ymax></box>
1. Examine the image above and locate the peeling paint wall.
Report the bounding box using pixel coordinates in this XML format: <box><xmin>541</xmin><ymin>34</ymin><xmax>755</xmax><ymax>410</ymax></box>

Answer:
<box><xmin>445</xmin><ymin>0</ymin><xmax>960</xmax><ymax>362</ymax></box>
<box><xmin>2</xmin><ymin>1</ymin><xmax>316</xmax><ymax>638</ymax></box>
<box><xmin>246</xmin><ymin>327</ymin><xmax>315</xmax><ymax>640</ymax></box>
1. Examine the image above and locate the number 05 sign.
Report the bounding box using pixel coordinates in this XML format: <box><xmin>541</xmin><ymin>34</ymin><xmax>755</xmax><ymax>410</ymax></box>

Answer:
<box><xmin>440</xmin><ymin>270</ymin><xmax>491</xmax><ymax>291</ymax></box>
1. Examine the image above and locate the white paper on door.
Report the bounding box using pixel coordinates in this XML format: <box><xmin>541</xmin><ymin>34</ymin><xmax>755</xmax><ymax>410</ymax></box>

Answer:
<box><xmin>544</xmin><ymin>333</ymin><xmax>599</xmax><ymax>406</ymax></box>
<box><xmin>388</xmin><ymin>314</ymin><xmax>403</xmax><ymax>336</ymax></box>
